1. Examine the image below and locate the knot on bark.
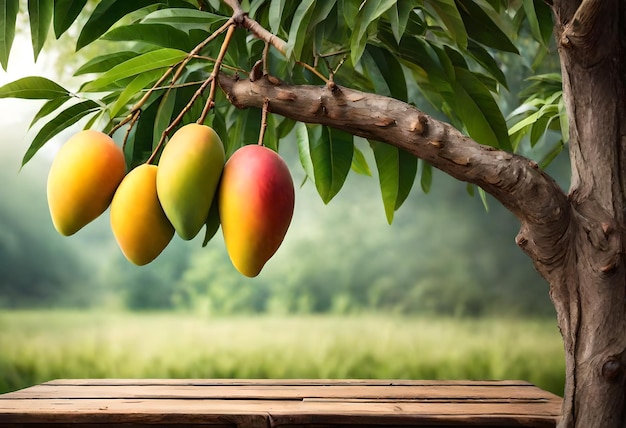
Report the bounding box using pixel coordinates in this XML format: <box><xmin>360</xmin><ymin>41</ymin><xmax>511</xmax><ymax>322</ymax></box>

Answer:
<box><xmin>601</xmin><ymin>358</ymin><xmax>622</xmax><ymax>382</ymax></box>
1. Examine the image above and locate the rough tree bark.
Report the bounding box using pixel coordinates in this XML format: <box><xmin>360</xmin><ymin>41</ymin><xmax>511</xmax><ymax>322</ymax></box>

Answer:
<box><xmin>219</xmin><ymin>0</ymin><xmax>626</xmax><ymax>426</ymax></box>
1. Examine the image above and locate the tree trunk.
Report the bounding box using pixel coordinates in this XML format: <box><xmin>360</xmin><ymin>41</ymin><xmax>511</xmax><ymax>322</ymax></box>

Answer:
<box><xmin>548</xmin><ymin>0</ymin><xmax>626</xmax><ymax>426</ymax></box>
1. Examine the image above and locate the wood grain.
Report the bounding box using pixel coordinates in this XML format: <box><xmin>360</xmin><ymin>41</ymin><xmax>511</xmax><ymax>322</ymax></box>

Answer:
<box><xmin>0</xmin><ymin>379</ymin><xmax>562</xmax><ymax>427</ymax></box>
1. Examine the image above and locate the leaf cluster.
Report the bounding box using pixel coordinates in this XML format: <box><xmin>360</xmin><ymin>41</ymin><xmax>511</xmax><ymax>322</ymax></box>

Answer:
<box><xmin>0</xmin><ymin>0</ymin><xmax>561</xmax><ymax>223</ymax></box>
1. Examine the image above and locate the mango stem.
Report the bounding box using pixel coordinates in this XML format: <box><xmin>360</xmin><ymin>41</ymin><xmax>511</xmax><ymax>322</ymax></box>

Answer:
<box><xmin>257</xmin><ymin>98</ymin><xmax>270</xmax><ymax>146</ymax></box>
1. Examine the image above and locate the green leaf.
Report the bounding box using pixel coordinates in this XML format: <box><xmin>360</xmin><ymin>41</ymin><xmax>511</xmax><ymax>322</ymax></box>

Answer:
<box><xmin>371</xmin><ymin>142</ymin><xmax>417</xmax><ymax>224</ymax></box>
<box><xmin>420</xmin><ymin>160</ymin><xmax>432</xmax><ymax>193</ymax></box>
<box><xmin>153</xmin><ymin>89</ymin><xmax>178</xmax><ymax>144</ymax></box>
<box><xmin>82</xmin><ymin>49</ymin><xmax>187</xmax><ymax>92</ymax></box>
<box><xmin>387</xmin><ymin>1</ymin><xmax>418</xmax><ymax>44</ymax></box>
<box><xmin>202</xmin><ymin>195</ymin><xmax>220</xmax><ymax>247</ymax></box>
<box><xmin>29</xmin><ymin>96</ymin><xmax>71</xmax><ymax>129</ymax></box>
<box><xmin>425</xmin><ymin>0</ymin><xmax>468</xmax><ymax>49</ymax></box>
<box><xmin>224</xmin><ymin>107</ymin><xmax>262</xmax><ymax>157</ymax></box>
<box><xmin>285</xmin><ymin>0</ymin><xmax>315</xmax><ymax>60</ymax></box>
<box><xmin>74</xmin><ymin>51</ymin><xmax>138</xmax><ymax>76</ymax></box>
<box><xmin>277</xmin><ymin>117</ymin><xmax>297</xmax><ymax>139</ymax></box>
<box><xmin>523</xmin><ymin>0</ymin><xmax>553</xmax><ymax>47</ymax></box>
<box><xmin>395</xmin><ymin>148</ymin><xmax>417</xmax><ymax>209</ymax></box>
<box><xmin>296</xmin><ymin>122</ymin><xmax>315</xmax><ymax>181</ymax></box>
<box><xmin>558</xmin><ymin>97</ymin><xmax>569</xmax><ymax>143</ymax></box>
<box><xmin>109</xmin><ymin>70</ymin><xmax>162</xmax><ymax>119</ymax></box>
<box><xmin>379</xmin><ymin>29</ymin><xmax>453</xmax><ymax>96</ymax></box>
<box><xmin>28</xmin><ymin>0</ymin><xmax>53</xmax><ymax>61</ymax></box>
<box><xmin>310</xmin><ymin>127</ymin><xmax>354</xmax><ymax>204</ymax></box>
<box><xmin>467</xmin><ymin>40</ymin><xmax>507</xmax><ymax>89</ymax></box>
<box><xmin>508</xmin><ymin>109</ymin><xmax>539</xmax><ymax>136</ymax></box>
<box><xmin>478</xmin><ymin>187</ymin><xmax>489</xmax><ymax>211</ymax></box>
<box><xmin>76</xmin><ymin>0</ymin><xmax>159</xmax><ymax>50</ymax></box>
<box><xmin>373</xmin><ymin>141</ymin><xmax>401</xmax><ymax>223</ymax></box>
<box><xmin>340</xmin><ymin>0</ymin><xmax>360</xmax><ymax>31</ymax></box>
<box><xmin>126</xmin><ymin>94</ymin><xmax>162</xmax><ymax>167</ymax></box>
<box><xmin>103</xmin><ymin>23</ymin><xmax>191</xmax><ymax>50</ymax></box>
<box><xmin>529</xmin><ymin>114</ymin><xmax>549</xmax><ymax>147</ymax></box>
<box><xmin>310</xmin><ymin>0</ymin><xmax>337</xmax><ymax>28</ymax></box>
<box><xmin>450</xmin><ymin>67</ymin><xmax>511</xmax><ymax>151</ymax></box>
<box><xmin>262</xmin><ymin>113</ymin><xmax>279</xmax><ymax>152</ymax></box>
<box><xmin>351</xmin><ymin>144</ymin><xmax>372</xmax><ymax>176</ymax></box>
<box><xmin>268</xmin><ymin>0</ymin><xmax>286</xmax><ymax>35</ymax></box>
<box><xmin>142</xmin><ymin>8</ymin><xmax>227</xmax><ymax>33</ymax></box>
<box><xmin>83</xmin><ymin>108</ymin><xmax>106</xmax><ymax>130</ymax></box>
<box><xmin>456</xmin><ymin>0</ymin><xmax>518</xmax><ymax>54</ymax></box>
<box><xmin>53</xmin><ymin>0</ymin><xmax>87</xmax><ymax>38</ymax></box>
<box><xmin>539</xmin><ymin>140</ymin><xmax>565</xmax><ymax>169</ymax></box>
<box><xmin>22</xmin><ymin>100</ymin><xmax>100</xmax><ymax>166</ymax></box>
<box><xmin>351</xmin><ymin>0</ymin><xmax>397</xmax><ymax>65</ymax></box>
<box><xmin>367</xmin><ymin>46</ymin><xmax>408</xmax><ymax>101</ymax></box>
<box><xmin>0</xmin><ymin>0</ymin><xmax>19</xmax><ymax>71</ymax></box>
<box><xmin>360</xmin><ymin>50</ymin><xmax>391</xmax><ymax>96</ymax></box>
<box><xmin>0</xmin><ymin>76</ymin><xmax>69</xmax><ymax>99</ymax></box>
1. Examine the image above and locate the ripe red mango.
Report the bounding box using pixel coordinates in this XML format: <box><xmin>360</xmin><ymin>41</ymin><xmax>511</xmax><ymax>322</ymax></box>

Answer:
<box><xmin>157</xmin><ymin>123</ymin><xmax>225</xmax><ymax>240</ymax></box>
<box><xmin>110</xmin><ymin>164</ymin><xmax>174</xmax><ymax>265</ymax></box>
<box><xmin>219</xmin><ymin>145</ymin><xmax>295</xmax><ymax>277</ymax></box>
<box><xmin>47</xmin><ymin>130</ymin><xmax>126</xmax><ymax>236</ymax></box>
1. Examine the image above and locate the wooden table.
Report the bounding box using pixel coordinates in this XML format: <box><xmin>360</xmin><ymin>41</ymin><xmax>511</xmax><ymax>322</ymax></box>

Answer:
<box><xmin>0</xmin><ymin>379</ymin><xmax>562</xmax><ymax>427</ymax></box>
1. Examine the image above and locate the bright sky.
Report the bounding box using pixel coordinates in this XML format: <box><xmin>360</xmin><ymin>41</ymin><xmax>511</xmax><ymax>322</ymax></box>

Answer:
<box><xmin>0</xmin><ymin>33</ymin><xmax>76</xmax><ymax>167</ymax></box>
<box><xmin>0</xmin><ymin>32</ymin><xmax>50</xmax><ymax>84</ymax></box>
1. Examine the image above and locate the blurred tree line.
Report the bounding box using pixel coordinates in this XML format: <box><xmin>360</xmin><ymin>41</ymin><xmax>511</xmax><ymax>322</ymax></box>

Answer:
<box><xmin>0</xmin><ymin>134</ymin><xmax>567</xmax><ymax>317</ymax></box>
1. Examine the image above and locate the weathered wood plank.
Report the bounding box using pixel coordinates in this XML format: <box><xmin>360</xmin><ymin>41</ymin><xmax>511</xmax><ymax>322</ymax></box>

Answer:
<box><xmin>40</xmin><ymin>379</ymin><xmax>537</xmax><ymax>386</ymax></box>
<box><xmin>0</xmin><ymin>379</ymin><xmax>563</xmax><ymax>427</ymax></box>
<box><xmin>1</xmin><ymin>383</ymin><xmax>558</xmax><ymax>401</ymax></box>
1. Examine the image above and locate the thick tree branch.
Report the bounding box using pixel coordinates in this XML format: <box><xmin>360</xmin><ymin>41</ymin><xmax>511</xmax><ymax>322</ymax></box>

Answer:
<box><xmin>218</xmin><ymin>74</ymin><xmax>572</xmax><ymax>270</ymax></box>
<box><xmin>223</xmin><ymin>0</ymin><xmax>286</xmax><ymax>54</ymax></box>
<box><xmin>556</xmin><ymin>0</ymin><xmax>616</xmax><ymax>66</ymax></box>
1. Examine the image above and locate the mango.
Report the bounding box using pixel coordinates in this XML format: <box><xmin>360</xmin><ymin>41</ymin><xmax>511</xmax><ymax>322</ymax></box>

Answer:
<box><xmin>157</xmin><ymin>123</ymin><xmax>225</xmax><ymax>240</ymax></box>
<box><xmin>219</xmin><ymin>145</ymin><xmax>295</xmax><ymax>277</ymax></box>
<box><xmin>110</xmin><ymin>164</ymin><xmax>174</xmax><ymax>265</ymax></box>
<box><xmin>47</xmin><ymin>130</ymin><xmax>126</xmax><ymax>236</ymax></box>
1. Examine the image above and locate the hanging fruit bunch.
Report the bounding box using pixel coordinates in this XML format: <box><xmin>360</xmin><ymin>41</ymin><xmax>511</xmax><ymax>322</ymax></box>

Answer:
<box><xmin>45</xmin><ymin>21</ymin><xmax>295</xmax><ymax>277</ymax></box>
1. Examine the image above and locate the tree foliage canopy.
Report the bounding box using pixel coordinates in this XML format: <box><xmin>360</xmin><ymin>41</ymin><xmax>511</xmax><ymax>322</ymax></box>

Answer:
<box><xmin>0</xmin><ymin>0</ymin><xmax>563</xmax><ymax>224</ymax></box>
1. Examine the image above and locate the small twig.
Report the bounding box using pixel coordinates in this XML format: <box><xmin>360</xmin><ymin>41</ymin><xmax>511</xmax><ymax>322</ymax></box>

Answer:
<box><xmin>108</xmin><ymin>63</ymin><xmax>178</xmax><ymax>138</ymax></box>
<box><xmin>320</xmin><ymin>56</ymin><xmax>339</xmax><ymax>92</ymax></box>
<box><xmin>169</xmin><ymin>18</ymin><xmax>234</xmax><ymax>87</ymax></box>
<box><xmin>197</xmin><ymin>80</ymin><xmax>216</xmax><ymax>126</ymax></box>
<box><xmin>145</xmin><ymin>79</ymin><xmax>208</xmax><ymax>92</ymax></box>
<box><xmin>257</xmin><ymin>97</ymin><xmax>270</xmax><ymax>146</ymax></box>
<box><xmin>296</xmin><ymin>61</ymin><xmax>329</xmax><ymax>83</ymax></box>
<box><xmin>129</xmin><ymin>63</ymin><xmax>177</xmax><ymax>112</ymax></box>
<box><xmin>198</xmin><ymin>24</ymin><xmax>237</xmax><ymax>124</ymax></box>
<box><xmin>222</xmin><ymin>0</ymin><xmax>286</xmax><ymax>55</ymax></box>
<box><xmin>190</xmin><ymin>55</ymin><xmax>247</xmax><ymax>73</ymax></box>
<box><xmin>319</xmin><ymin>49</ymin><xmax>350</xmax><ymax>58</ymax></box>
<box><xmin>122</xmin><ymin>110</ymin><xmax>141</xmax><ymax>151</ymax></box>
<box><xmin>109</xmin><ymin>112</ymin><xmax>135</xmax><ymax>137</ymax></box>
<box><xmin>333</xmin><ymin>54</ymin><xmax>348</xmax><ymax>76</ymax></box>
<box><xmin>262</xmin><ymin>42</ymin><xmax>270</xmax><ymax>75</ymax></box>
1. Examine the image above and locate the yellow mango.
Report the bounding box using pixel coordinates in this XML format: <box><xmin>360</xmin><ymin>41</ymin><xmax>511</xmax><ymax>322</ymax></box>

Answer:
<box><xmin>110</xmin><ymin>164</ymin><xmax>174</xmax><ymax>266</ymax></box>
<box><xmin>47</xmin><ymin>130</ymin><xmax>126</xmax><ymax>236</ymax></box>
<box><xmin>157</xmin><ymin>123</ymin><xmax>225</xmax><ymax>240</ymax></box>
<box><xmin>219</xmin><ymin>145</ymin><xmax>295</xmax><ymax>277</ymax></box>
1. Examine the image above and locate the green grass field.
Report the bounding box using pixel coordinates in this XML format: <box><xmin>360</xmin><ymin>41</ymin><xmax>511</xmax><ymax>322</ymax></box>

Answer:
<box><xmin>0</xmin><ymin>311</ymin><xmax>565</xmax><ymax>396</ymax></box>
